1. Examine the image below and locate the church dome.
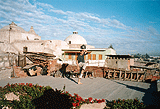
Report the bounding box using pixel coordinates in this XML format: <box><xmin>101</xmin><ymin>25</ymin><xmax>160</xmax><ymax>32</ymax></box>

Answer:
<box><xmin>64</xmin><ymin>32</ymin><xmax>87</xmax><ymax>45</ymax></box>
<box><xmin>0</xmin><ymin>22</ymin><xmax>26</xmax><ymax>32</ymax></box>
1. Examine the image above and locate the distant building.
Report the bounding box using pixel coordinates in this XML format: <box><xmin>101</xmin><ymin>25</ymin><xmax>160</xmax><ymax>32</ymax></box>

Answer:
<box><xmin>0</xmin><ymin>22</ymin><xmax>68</xmax><ymax>56</ymax></box>
<box><xmin>0</xmin><ymin>22</ymin><xmax>116</xmax><ymax>66</ymax></box>
<box><xmin>61</xmin><ymin>31</ymin><xmax>116</xmax><ymax>66</ymax></box>
<box><xmin>0</xmin><ymin>22</ymin><xmax>41</xmax><ymax>43</ymax></box>
<box><xmin>105</xmin><ymin>55</ymin><xmax>134</xmax><ymax>70</ymax></box>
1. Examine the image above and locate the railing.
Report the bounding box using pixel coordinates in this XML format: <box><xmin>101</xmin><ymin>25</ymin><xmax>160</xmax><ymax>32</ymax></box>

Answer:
<box><xmin>57</xmin><ymin>60</ymin><xmax>105</xmax><ymax>67</ymax></box>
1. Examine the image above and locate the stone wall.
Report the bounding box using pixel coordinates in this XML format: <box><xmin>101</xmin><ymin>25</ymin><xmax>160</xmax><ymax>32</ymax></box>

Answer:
<box><xmin>0</xmin><ymin>52</ymin><xmax>17</xmax><ymax>80</ymax></box>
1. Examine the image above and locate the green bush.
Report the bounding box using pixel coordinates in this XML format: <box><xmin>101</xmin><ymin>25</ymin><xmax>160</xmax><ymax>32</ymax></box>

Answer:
<box><xmin>0</xmin><ymin>83</ymin><xmax>51</xmax><ymax>109</ymax></box>
<box><xmin>0</xmin><ymin>83</ymin><xmax>105</xmax><ymax>109</ymax></box>
<box><xmin>105</xmin><ymin>98</ymin><xmax>146</xmax><ymax>109</ymax></box>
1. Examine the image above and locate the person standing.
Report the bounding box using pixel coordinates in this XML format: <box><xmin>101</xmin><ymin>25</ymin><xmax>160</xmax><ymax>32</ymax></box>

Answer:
<box><xmin>76</xmin><ymin>49</ymin><xmax>88</xmax><ymax>84</ymax></box>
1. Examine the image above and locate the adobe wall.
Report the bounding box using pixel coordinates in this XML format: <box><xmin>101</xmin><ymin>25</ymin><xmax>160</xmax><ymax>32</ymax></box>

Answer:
<box><xmin>64</xmin><ymin>65</ymin><xmax>105</xmax><ymax>77</ymax></box>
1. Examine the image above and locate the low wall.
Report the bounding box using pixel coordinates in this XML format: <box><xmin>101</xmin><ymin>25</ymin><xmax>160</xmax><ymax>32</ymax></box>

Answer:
<box><xmin>0</xmin><ymin>68</ymin><xmax>12</xmax><ymax>80</ymax></box>
<box><xmin>0</xmin><ymin>52</ymin><xmax>17</xmax><ymax>80</ymax></box>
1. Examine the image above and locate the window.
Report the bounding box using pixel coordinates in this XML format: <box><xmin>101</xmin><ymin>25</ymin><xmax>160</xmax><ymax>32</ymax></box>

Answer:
<box><xmin>34</xmin><ymin>38</ymin><xmax>39</xmax><ymax>40</ymax></box>
<box><xmin>69</xmin><ymin>41</ymin><xmax>71</xmax><ymax>44</ymax></box>
<box><xmin>99</xmin><ymin>54</ymin><xmax>102</xmax><ymax>60</ymax></box>
<box><xmin>88</xmin><ymin>54</ymin><xmax>91</xmax><ymax>60</ymax></box>
<box><xmin>23</xmin><ymin>47</ymin><xmax>27</xmax><ymax>53</ymax></box>
<box><xmin>69</xmin><ymin>54</ymin><xmax>72</xmax><ymax>59</ymax></box>
<box><xmin>92</xmin><ymin>54</ymin><xmax>96</xmax><ymax>60</ymax></box>
<box><xmin>27</xmin><ymin>36</ymin><xmax>29</xmax><ymax>40</ymax></box>
<box><xmin>75</xmin><ymin>54</ymin><xmax>78</xmax><ymax>60</ymax></box>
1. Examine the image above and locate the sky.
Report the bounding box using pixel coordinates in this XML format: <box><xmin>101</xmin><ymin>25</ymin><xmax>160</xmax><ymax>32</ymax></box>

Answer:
<box><xmin>0</xmin><ymin>0</ymin><xmax>160</xmax><ymax>56</ymax></box>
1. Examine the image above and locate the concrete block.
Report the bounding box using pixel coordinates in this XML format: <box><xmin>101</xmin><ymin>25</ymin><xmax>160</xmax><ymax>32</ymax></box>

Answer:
<box><xmin>5</xmin><ymin>92</ymin><xmax>20</xmax><ymax>101</ymax></box>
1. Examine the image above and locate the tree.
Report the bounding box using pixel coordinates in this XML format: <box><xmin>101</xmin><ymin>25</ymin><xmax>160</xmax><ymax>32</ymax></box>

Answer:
<box><xmin>108</xmin><ymin>44</ymin><xmax>114</xmax><ymax>49</ymax></box>
<box><xmin>145</xmin><ymin>53</ymin><xmax>150</xmax><ymax>59</ymax></box>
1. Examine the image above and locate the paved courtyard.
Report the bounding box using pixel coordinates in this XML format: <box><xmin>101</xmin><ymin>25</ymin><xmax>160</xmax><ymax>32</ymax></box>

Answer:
<box><xmin>0</xmin><ymin>76</ymin><xmax>158</xmax><ymax>106</ymax></box>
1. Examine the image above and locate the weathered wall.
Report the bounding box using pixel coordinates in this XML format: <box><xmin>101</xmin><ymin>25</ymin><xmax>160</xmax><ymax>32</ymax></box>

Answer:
<box><xmin>0</xmin><ymin>53</ymin><xmax>17</xmax><ymax>80</ymax></box>
<box><xmin>0</xmin><ymin>42</ymin><xmax>19</xmax><ymax>54</ymax></box>
<box><xmin>106</xmin><ymin>58</ymin><xmax>130</xmax><ymax>70</ymax></box>
<box><xmin>12</xmin><ymin>40</ymin><xmax>69</xmax><ymax>57</ymax></box>
<box><xmin>0</xmin><ymin>69</ymin><xmax>13</xmax><ymax>80</ymax></box>
<box><xmin>0</xmin><ymin>29</ymin><xmax>9</xmax><ymax>43</ymax></box>
<box><xmin>12</xmin><ymin>40</ymin><xmax>51</xmax><ymax>54</ymax></box>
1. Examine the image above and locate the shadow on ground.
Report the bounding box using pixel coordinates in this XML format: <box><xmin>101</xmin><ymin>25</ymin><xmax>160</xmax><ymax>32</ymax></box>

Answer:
<box><xmin>113</xmin><ymin>80</ymin><xmax>160</xmax><ymax>108</ymax></box>
<box><xmin>66</xmin><ymin>77</ymin><xmax>78</xmax><ymax>84</ymax></box>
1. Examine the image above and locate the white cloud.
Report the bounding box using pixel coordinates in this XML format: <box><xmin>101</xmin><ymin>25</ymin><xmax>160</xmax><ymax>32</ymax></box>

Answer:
<box><xmin>50</xmin><ymin>9</ymin><xmax>67</xmax><ymax>15</ymax></box>
<box><xmin>0</xmin><ymin>0</ymin><xmax>159</xmax><ymax>55</ymax></box>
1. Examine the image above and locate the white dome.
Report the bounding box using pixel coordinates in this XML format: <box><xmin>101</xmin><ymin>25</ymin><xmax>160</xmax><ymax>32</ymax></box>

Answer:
<box><xmin>64</xmin><ymin>32</ymin><xmax>87</xmax><ymax>44</ymax></box>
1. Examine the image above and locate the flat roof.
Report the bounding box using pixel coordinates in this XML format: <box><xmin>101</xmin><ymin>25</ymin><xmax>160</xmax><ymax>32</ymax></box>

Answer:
<box><xmin>106</xmin><ymin>55</ymin><xmax>132</xmax><ymax>58</ymax></box>
<box><xmin>62</xmin><ymin>48</ymin><xmax>106</xmax><ymax>51</ymax></box>
<box><xmin>24</xmin><ymin>51</ymin><xmax>56</xmax><ymax>57</ymax></box>
<box><xmin>130</xmin><ymin>65</ymin><xmax>159</xmax><ymax>70</ymax></box>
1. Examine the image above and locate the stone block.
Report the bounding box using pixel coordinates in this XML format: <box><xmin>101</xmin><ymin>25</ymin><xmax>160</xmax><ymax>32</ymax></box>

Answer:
<box><xmin>14</xmin><ymin>66</ymin><xmax>28</xmax><ymax>78</ymax></box>
<box><xmin>5</xmin><ymin>92</ymin><xmax>20</xmax><ymax>101</ymax></box>
<box><xmin>80</xmin><ymin>102</ymin><xmax>106</xmax><ymax>109</ymax></box>
<box><xmin>36</xmin><ymin>66</ymin><xmax>42</xmax><ymax>76</ymax></box>
<box><xmin>29</xmin><ymin>69</ymin><xmax>36</xmax><ymax>76</ymax></box>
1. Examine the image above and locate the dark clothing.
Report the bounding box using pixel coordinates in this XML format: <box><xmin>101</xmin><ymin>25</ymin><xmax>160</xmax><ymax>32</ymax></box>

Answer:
<box><xmin>77</xmin><ymin>52</ymin><xmax>88</xmax><ymax>63</ymax></box>
<box><xmin>77</xmin><ymin>54</ymin><xmax>85</xmax><ymax>63</ymax></box>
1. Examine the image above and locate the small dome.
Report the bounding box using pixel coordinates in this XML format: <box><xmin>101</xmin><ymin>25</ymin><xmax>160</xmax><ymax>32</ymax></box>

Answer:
<box><xmin>64</xmin><ymin>32</ymin><xmax>87</xmax><ymax>45</ymax></box>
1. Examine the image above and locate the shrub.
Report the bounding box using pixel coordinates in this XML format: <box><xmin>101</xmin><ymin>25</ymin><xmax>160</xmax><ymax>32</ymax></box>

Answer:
<box><xmin>0</xmin><ymin>83</ymin><xmax>51</xmax><ymax>109</ymax></box>
<box><xmin>0</xmin><ymin>83</ymin><xmax>105</xmax><ymax>109</ymax></box>
<box><xmin>105</xmin><ymin>98</ymin><xmax>146</xmax><ymax>109</ymax></box>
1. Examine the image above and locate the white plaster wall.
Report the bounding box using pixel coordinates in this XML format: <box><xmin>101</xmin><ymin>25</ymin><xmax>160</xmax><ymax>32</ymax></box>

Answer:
<box><xmin>10</xmin><ymin>31</ymin><xmax>22</xmax><ymax>43</ymax></box>
<box><xmin>0</xmin><ymin>31</ymin><xmax>9</xmax><ymax>43</ymax></box>
<box><xmin>21</xmin><ymin>33</ymin><xmax>41</xmax><ymax>40</ymax></box>
<box><xmin>49</xmin><ymin>40</ymin><xmax>69</xmax><ymax>57</ymax></box>
<box><xmin>13</xmin><ymin>41</ymin><xmax>47</xmax><ymax>54</ymax></box>
<box><xmin>110</xmin><ymin>48</ymin><xmax>116</xmax><ymax>55</ymax></box>
<box><xmin>130</xmin><ymin>59</ymin><xmax>134</xmax><ymax>66</ymax></box>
